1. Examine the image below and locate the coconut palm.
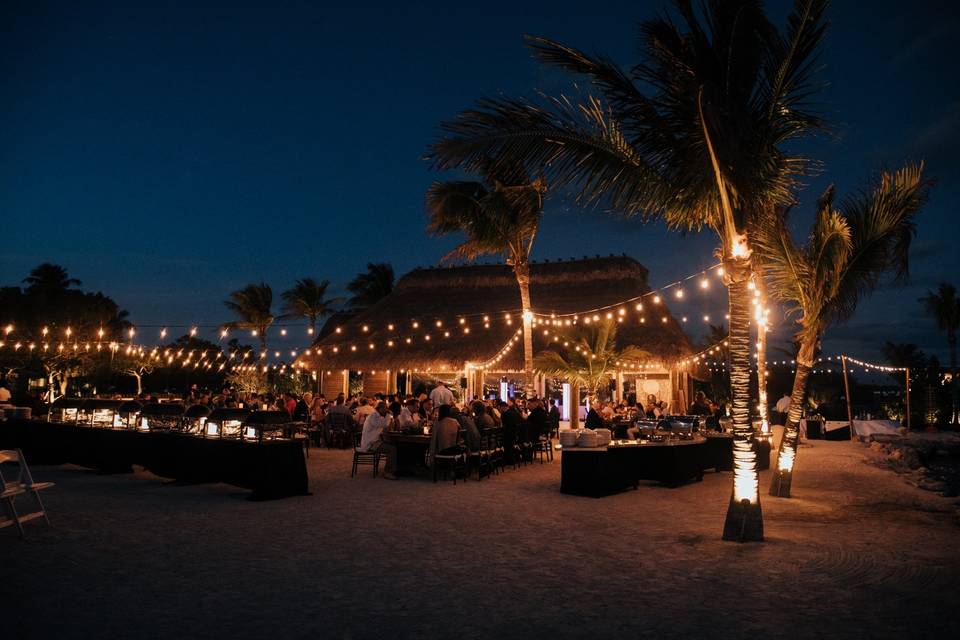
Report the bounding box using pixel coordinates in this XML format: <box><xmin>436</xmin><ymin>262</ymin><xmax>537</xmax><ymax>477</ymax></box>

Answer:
<box><xmin>428</xmin><ymin>0</ymin><xmax>831</xmax><ymax>541</ymax></box>
<box><xmin>221</xmin><ymin>283</ymin><xmax>274</xmax><ymax>354</ymax></box>
<box><xmin>280</xmin><ymin>278</ymin><xmax>343</xmax><ymax>336</ymax></box>
<box><xmin>919</xmin><ymin>283</ymin><xmax>959</xmax><ymax>423</ymax></box>
<box><xmin>347</xmin><ymin>263</ymin><xmax>394</xmax><ymax>310</ymax></box>
<box><xmin>533</xmin><ymin>318</ymin><xmax>649</xmax><ymax>429</ymax></box>
<box><xmin>755</xmin><ymin>163</ymin><xmax>930</xmax><ymax>497</ymax></box>
<box><xmin>426</xmin><ymin>157</ymin><xmax>546</xmax><ymax>398</ymax></box>
<box><xmin>23</xmin><ymin>263</ymin><xmax>81</xmax><ymax>292</ymax></box>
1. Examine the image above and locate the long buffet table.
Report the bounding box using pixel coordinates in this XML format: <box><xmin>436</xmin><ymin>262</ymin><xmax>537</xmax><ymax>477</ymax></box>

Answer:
<box><xmin>561</xmin><ymin>434</ymin><xmax>771</xmax><ymax>498</ymax></box>
<box><xmin>0</xmin><ymin>419</ymin><xmax>309</xmax><ymax>500</ymax></box>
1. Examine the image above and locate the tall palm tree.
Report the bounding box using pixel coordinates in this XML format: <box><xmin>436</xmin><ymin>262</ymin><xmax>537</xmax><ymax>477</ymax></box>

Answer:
<box><xmin>919</xmin><ymin>283</ymin><xmax>959</xmax><ymax>423</ymax></box>
<box><xmin>755</xmin><ymin>164</ymin><xmax>930</xmax><ymax>497</ymax></box>
<box><xmin>280</xmin><ymin>278</ymin><xmax>343</xmax><ymax>335</ymax></box>
<box><xmin>23</xmin><ymin>263</ymin><xmax>81</xmax><ymax>292</ymax></box>
<box><xmin>426</xmin><ymin>157</ymin><xmax>546</xmax><ymax>398</ymax></box>
<box><xmin>427</xmin><ymin>0</ymin><xmax>831</xmax><ymax>541</ymax></box>
<box><xmin>347</xmin><ymin>263</ymin><xmax>394</xmax><ymax>310</ymax></box>
<box><xmin>533</xmin><ymin>318</ymin><xmax>649</xmax><ymax>429</ymax></box>
<box><xmin>221</xmin><ymin>283</ymin><xmax>274</xmax><ymax>354</ymax></box>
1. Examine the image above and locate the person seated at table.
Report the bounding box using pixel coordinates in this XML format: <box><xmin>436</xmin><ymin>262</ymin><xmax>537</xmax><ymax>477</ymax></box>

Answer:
<box><xmin>354</xmin><ymin>396</ymin><xmax>376</xmax><ymax>426</ymax></box>
<box><xmin>418</xmin><ymin>398</ymin><xmax>434</xmax><ymax>421</ymax></box>
<box><xmin>430</xmin><ymin>404</ymin><xmax>462</xmax><ymax>460</ymax></box>
<box><xmin>455</xmin><ymin>405</ymin><xmax>482</xmax><ymax>452</ymax></box>
<box><xmin>526</xmin><ymin>397</ymin><xmax>549</xmax><ymax>442</ymax></box>
<box><xmin>600</xmin><ymin>402</ymin><xmax>615</xmax><ymax>421</ymax></box>
<box><xmin>472</xmin><ymin>401</ymin><xmax>495</xmax><ymax>430</ymax></box>
<box><xmin>645</xmin><ymin>395</ymin><xmax>664</xmax><ymax>419</ymax></box>
<box><xmin>585</xmin><ymin>403</ymin><xmax>604</xmax><ymax>430</ymax></box>
<box><xmin>688</xmin><ymin>391</ymin><xmax>712</xmax><ymax>416</ymax></box>
<box><xmin>359</xmin><ymin>401</ymin><xmax>398</xmax><ymax>480</ymax></box>
<box><xmin>499</xmin><ymin>400</ymin><xmax>522</xmax><ymax>463</ymax></box>
<box><xmin>398</xmin><ymin>398</ymin><xmax>419</xmax><ymax>430</ymax></box>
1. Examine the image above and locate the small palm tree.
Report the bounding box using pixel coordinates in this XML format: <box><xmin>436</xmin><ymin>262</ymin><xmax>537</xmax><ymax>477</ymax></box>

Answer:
<box><xmin>222</xmin><ymin>283</ymin><xmax>274</xmax><ymax>354</ymax></box>
<box><xmin>755</xmin><ymin>164</ymin><xmax>931</xmax><ymax>497</ymax></box>
<box><xmin>426</xmin><ymin>156</ymin><xmax>546</xmax><ymax>398</ymax></box>
<box><xmin>347</xmin><ymin>263</ymin><xmax>394</xmax><ymax>310</ymax></box>
<box><xmin>280</xmin><ymin>278</ymin><xmax>343</xmax><ymax>336</ymax></box>
<box><xmin>919</xmin><ymin>283</ymin><xmax>959</xmax><ymax>423</ymax></box>
<box><xmin>428</xmin><ymin>0</ymin><xmax>832</xmax><ymax>541</ymax></box>
<box><xmin>23</xmin><ymin>263</ymin><xmax>81</xmax><ymax>292</ymax></box>
<box><xmin>533</xmin><ymin>319</ymin><xmax>648</xmax><ymax>429</ymax></box>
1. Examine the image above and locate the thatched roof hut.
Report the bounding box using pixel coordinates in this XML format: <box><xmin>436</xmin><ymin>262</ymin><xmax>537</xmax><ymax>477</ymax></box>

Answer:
<box><xmin>302</xmin><ymin>255</ymin><xmax>695</xmax><ymax>373</ymax></box>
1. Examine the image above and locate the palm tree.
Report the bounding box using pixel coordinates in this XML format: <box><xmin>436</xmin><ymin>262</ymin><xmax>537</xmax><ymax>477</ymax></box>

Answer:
<box><xmin>755</xmin><ymin>164</ymin><xmax>930</xmax><ymax>497</ymax></box>
<box><xmin>23</xmin><ymin>263</ymin><xmax>81</xmax><ymax>292</ymax></box>
<box><xmin>426</xmin><ymin>157</ymin><xmax>546</xmax><ymax>397</ymax></box>
<box><xmin>221</xmin><ymin>283</ymin><xmax>274</xmax><ymax>354</ymax></box>
<box><xmin>347</xmin><ymin>263</ymin><xmax>394</xmax><ymax>310</ymax></box>
<box><xmin>280</xmin><ymin>278</ymin><xmax>343</xmax><ymax>336</ymax></box>
<box><xmin>427</xmin><ymin>0</ymin><xmax>831</xmax><ymax>541</ymax></box>
<box><xmin>533</xmin><ymin>318</ymin><xmax>649</xmax><ymax>429</ymax></box>
<box><xmin>919</xmin><ymin>283</ymin><xmax>959</xmax><ymax>423</ymax></box>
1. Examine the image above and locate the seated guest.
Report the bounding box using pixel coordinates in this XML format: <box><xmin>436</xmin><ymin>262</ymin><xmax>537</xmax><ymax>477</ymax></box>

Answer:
<box><xmin>456</xmin><ymin>405</ymin><xmax>482</xmax><ymax>452</ymax></box>
<box><xmin>688</xmin><ymin>391</ymin><xmax>712</xmax><ymax>416</ymax></box>
<box><xmin>430</xmin><ymin>404</ymin><xmax>462</xmax><ymax>459</ymax></box>
<box><xmin>706</xmin><ymin>401</ymin><xmax>723</xmax><ymax>430</ymax></box>
<box><xmin>600</xmin><ymin>402</ymin><xmax>615</xmax><ymax>421</ymax></box>
<box><xmin>419</xmin><ymin>398</ymin><xmax>434</xmax><ymax>421</ymax></box>
<box><xmin>473</xmin><ymin>401</ymin><xmax>495</xmax><ymax>430</ymax></box>
<box><xmin>398</xmin><ymin>398</ymin><xmax>419</xmax><ymax>429</ymax></box>
<box><xmin>499</xmin><ymin>400</ymin><xmax>522</xmax><ymax>463</ymax></box>
<box><xmin>645</xmin><ymin>394</ymin><xmax>663</xmax><ymax>419</ymax></box>
<box><xmin>526</xmin><ymin>398</ymin><xmax>549</xmax><ymax>442</ymax></box>
<box><xmin>585</xmin><ymin>400</ymin><xmax>604</xmax><ymax>430</ymax></box>
<box><xmin>354</xmin><ymin>397</ymin><xmax>376</xmax><ymax>426</ymax></box>
<box><xmin>359</xmin><ymin>401</ymin><xmax>398</xmax><ymax>480</ymax></box>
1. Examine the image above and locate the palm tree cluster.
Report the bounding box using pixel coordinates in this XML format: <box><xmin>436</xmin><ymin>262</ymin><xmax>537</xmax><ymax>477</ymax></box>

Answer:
<box><xmin>533</xmin><ymin>319</ymin><xmax>649</xmax><ymax>429</ymax></box>
<box><xmin>755</xmin><ymin>164</ymin><xmax>931</xmax><ymax>497</ymax></box>
<box><xmin>221</xmin><ymin>263</ymin><xmax>394</xmax><ymax>353</ymax></box>
<box><xmin>428</xmin><ymin>0</ymin><xmax>834</xmax><ymax>542</ymax></box>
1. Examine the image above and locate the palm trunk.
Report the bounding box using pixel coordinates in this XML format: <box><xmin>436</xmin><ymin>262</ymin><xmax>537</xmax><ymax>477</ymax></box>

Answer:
<box><xmin>133</xmin><ymin>372</ymin><xmax>143</xmax><ymax>396</ymax></box>
<box><xmin>769</xmin><ymin>338</ymin><xmax>814</xmax><ymax>497</ymax></box>
<box><xmin>569</xmin><ymin>385</ymin><xmax>580</xmax><ymax>430</ymax></box>
<box><xmin>514</xmin><ymin>263</ymin><xmax>535</xmax><ymax>399</ymax></box>
<box><xmin>722</xmin><ymin>268</ymin><xmax>764</xmax><ymax>542</ymax></box>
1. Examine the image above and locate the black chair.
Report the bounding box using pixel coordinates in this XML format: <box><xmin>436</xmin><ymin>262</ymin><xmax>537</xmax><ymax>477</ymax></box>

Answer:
<box><xmin>326</xmin><ymin>412</ymin><xmax>355</xmax><ymax>449</ymax></box>
<box><xmin>433</xmin><ymin>436</ymin><xmax>467</xmax><ymax>484</ymax></box>
<box><xmin>351</xmin><ymin>431</ymin><xmax>380</xmax><ymax>477</ymax></box>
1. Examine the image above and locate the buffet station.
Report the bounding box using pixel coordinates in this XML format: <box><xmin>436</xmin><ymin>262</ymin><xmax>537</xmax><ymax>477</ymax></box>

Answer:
<box><xmin>560</xmin><ymin>416</ymin><xmax>770</xmax><ymax>498</ymax></box>
<box><xmin>0</xmin><ymin>399</ymin><xmax>309</xmax><ymax>500</ymax></box>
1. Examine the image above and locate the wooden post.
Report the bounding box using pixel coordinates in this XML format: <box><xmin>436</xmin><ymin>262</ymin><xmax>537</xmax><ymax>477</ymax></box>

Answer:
<box><xmin>841</xmin><ymin>355</ymin><xmax>854</xmax><ymax>440</ymax></box>
<box><xmin>905</xmin><ymin>368</ymin><xmax>911</xmax><ymax>430</ymax></box>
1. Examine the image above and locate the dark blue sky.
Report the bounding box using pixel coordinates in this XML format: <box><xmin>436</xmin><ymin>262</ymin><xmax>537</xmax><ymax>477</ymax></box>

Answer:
<box><xmin>2</xmin><ymin>0</ymin><xmax>958</xmax><ymax>363</ymax></box>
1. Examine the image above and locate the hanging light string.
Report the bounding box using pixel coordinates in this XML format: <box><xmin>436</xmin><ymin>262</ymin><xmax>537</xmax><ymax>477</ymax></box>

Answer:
<box><xmin>468</xmin><ymin>328</ymin><xmax>524</xmax><ymax>371</ymax></box>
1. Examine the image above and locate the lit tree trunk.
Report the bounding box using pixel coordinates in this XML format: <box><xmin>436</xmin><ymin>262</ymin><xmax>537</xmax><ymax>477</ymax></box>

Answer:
<box><xmin>569</xmin><ymin>385</ymin><xmax>580</xmax><ymax>430</ymax></box>
<box><xmin>722</xmin><ymin>262</ymin><xmax>764</xmax><ymax>542</ymax></box>
<box><xmin>754</xmin><ymin>273</ymin><xmax>769</xmax><ymax>431</ymax></box>
<box><xmin>769</xmin><ymin>338</ymin><xmax>814</xmax><ymax>497</ymax></box>
<box><xmin>514</xmin><ymin>262</ymin><xmax>536</xmax><ymax>399</ymax></box>
<box><xmin>133</xmin><ymin>371</ymin><xmax>143</xmax><ymax>396</ymax></box>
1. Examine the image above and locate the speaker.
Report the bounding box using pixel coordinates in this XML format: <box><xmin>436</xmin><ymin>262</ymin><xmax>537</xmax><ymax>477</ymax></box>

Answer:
<box><xmin>460</xmin><ymin>377</ymin><xmax>467</xmax><ymax>388</ymax></box>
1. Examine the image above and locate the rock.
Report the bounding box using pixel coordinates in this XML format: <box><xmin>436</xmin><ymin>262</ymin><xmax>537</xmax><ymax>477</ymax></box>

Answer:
<box><xmin>870</xmin><ymin>442</ymin><xmax>885</xmax><ymax>452</ymax></box>
<box><xmin>903</xmin><ymin>448</ymin><xmax>922</xmax><ymax>469</ymax></box>
<box><xmin>889</xmin><ymin>449</ymin><xmax>903</xmax><ymax>461</ymax></box>
<box><xmin>917</xmin><ymin>466</ymin><xmax>929</xmax><ymax>474</ymax></box>
<box><xmin>918</xmin><ymin>478</ymin><xmax>946</xmax><ymax>492</ymax></box>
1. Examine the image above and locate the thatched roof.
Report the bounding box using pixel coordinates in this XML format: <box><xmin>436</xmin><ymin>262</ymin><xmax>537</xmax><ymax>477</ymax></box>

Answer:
<box><xmin>301</xmin><ymin>255</ymin><xmax>696</xmax><ymax>373</ymax></box>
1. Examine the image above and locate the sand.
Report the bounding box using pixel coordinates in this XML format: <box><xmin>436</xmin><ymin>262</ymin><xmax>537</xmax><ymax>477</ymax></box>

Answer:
<box><xmin>2</xmin><ymin>428</ymin><xmax>959</xmax><ymax>639</ymax></box>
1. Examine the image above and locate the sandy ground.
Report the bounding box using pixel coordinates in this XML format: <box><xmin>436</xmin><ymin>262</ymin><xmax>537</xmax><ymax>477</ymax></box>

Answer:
<box><xmin>3</xmin><ymin>428</ymin><xmax>959</xmax><ymax>640</ymax></box>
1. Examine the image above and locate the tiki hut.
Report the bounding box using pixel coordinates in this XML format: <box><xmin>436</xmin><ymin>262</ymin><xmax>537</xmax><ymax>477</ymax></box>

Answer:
<box><xmin>300</xmin><ymin>256</ymin><xmax>700</xmax><ymax>414</ymax></box>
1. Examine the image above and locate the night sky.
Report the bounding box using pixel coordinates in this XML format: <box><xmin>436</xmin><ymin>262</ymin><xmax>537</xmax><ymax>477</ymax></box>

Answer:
<box><xmin>2</xmin><ymin>0</ymin><xmax>958</xmax><ymax>364</ymax></box>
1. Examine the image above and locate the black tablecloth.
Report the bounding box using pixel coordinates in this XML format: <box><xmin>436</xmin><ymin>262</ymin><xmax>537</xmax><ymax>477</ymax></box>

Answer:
<box><xmin>561</xmin><ymin>440</ymin><xmax>707</xmax><ymax>497</ymax></box>
<box><xmin>0</xmin><ymin>419</ymin><xmax>309</xmax><ymax>500</ymax></box>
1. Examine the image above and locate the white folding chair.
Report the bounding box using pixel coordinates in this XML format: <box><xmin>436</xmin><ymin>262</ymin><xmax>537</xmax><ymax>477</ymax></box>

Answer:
<box><xmin>0</xmin><ymin>449</ymin><xmax>54</xmax><ymax>537</ymax></box>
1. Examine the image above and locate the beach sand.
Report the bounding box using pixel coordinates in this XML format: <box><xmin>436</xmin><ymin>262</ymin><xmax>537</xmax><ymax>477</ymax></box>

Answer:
<box><xmin>3</xmin><ymin>427</ymin><xmax>959</xmax><ymax>639</ymax></box>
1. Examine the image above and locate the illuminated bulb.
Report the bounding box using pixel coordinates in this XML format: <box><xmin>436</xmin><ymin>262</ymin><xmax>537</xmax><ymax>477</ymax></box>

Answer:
<box><xmin>98</xmin><ymin>328</ymin><xmax>105</xmax><ymax>339</ymax></box>
<box><xmin>3</xmin><ymin>324</ymin><xmax>12</xmax><ymax>335</ymax></box>
<box><xmin>522</xmin><ymin>310</ymin><xmax>533</xmax><ymax>322</ymax></box>
<box><xmin>221</xmin><ymin>329</ymin><xmax>228</xmax><ymax>338</ymax></box>
<box><xmin>190</xmin><ymin>327</ymin><xmax>198</xmax><ymax>337</ymax></box>
<box><xmin>703</xmin><ymin>315</ymin><xmax>710</xmax><ymax>322</ymax></box>
<box><xmin>682</xmin><ymin>317</ymin><xmax>687</xmax><ymax>322</ymax></box>
<box><xmin>160</xmin><ymin>328</ymin><xmax>167</xmax><ymax>339</ymax></box>
<box><xmin>464</xmin><ymin>328</ymin><xmax>470</xmax><ymax>334</ymax></box>
<box><xmin>675</xmin><ymin>289</ymin><xmax>684</xmax><ymax>299</ymax></box>
<box><xmin>362</xmin><ymin>325</ymin><xmax>369</xmax><ymax>332</ymax></box>
<box><xmin>405</xmin><ymin>338</ymin><xmax>412</xmax><ymax>344</ymax></box>
<box><xmin>618</xmin><ymin>308</ymin><xmax>626</xmax><ymax>316</ymax></box>
<box><xmin>42</xmin><ymin>327</ymin><xmax>48</xmax><ymax>336</ymax></box>
<box><xmin>635</xmin><ymin>303</ymin><xmax>643</xmax><ymax>311</ymax></box>
<box><xmin>307</xmin><ymin>327</ymin><xmax>314</xmax><ymax>335</ymax></box>
<box><xmin>335</xmin><ymin>327</ymin><xmax>342</xmax><ymax>333</ymax></box>
<box><xmin>747</xmin><ymin>280</ymin><xmax>756</xmax><ymax>291</ymax></box>
<box><xmin>280</xmin><ymin>328</ymin><xmax>287</xmax><ymax>336</ymax></box>
<box><xmin>350</xmin><ymin>345</ymin><xmax>357</xmax><ymax>351</ymax></box>
<box><xmin>436</xmin><ymin>320</ymin><xmax>442</xmax><ymax>327</ymax></box>
<box><xmin>387</xmin><ymin>340</ymin><xmax>394</xmax><ymax>347</ymax></box>
<box><xmin>653</xmin><ymin>295</ymin><xmax>660</xmax><ymax>304</ymax></box>
<box><xmin>700</xmin><ymin>278</ymin><xmax>709</xmax><ymax>289</ymax></box>
<box><xmin>661</xmin><ymin>317</ymin><xmax>668</xmax><ymax>323</ymax></box>
<box><xmin>717</xmin><ymin>267</ymin><xmax>725</xmax><ymax>277</ymax></box>
<box><xmin>459</xmin><ymin>318</ymin><xmax>465</xmax><ymax>325</ymax></box>
<box><xmin>412</xmin><ymin>321</ymin><xmax>419</xmax><ymax>329</ymax></box>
